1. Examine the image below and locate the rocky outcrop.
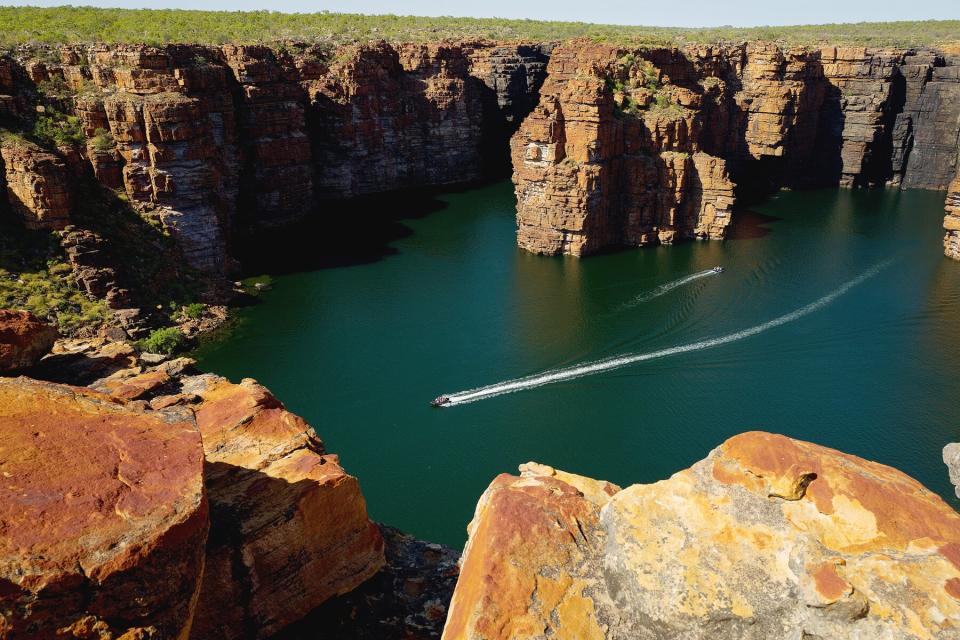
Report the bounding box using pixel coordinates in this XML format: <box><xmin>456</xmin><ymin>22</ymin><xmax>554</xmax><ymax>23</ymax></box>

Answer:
<box><xmin>946</xmin><ymin>443</ymin><xmax>960</xmax><ymax>499</ymax></box>
<box><xmin>18</xmin><ymin>337</ymin><xmax>388</xmax><ymax>639</ymax></box>
<box><xmin>444</xmin><ymin>432</ymin><xmax>960</xmax><ymax>639</ymax></box>
<box><xmin>0</xmin><ymin>136</ymin><xmax>72</xmax><ymax>230</ymax></box>
<box><xmin>60</xmin><ymin>226</ymin><xmax>132</xmax><ymax>309</ymax></box>
<box><xmin>187</xmin><ymin>376</ymin><xmax>385</xmax><ymax>640</ymax></box>
<box><xmin>945</xmin><ymin>176</ymin><xmax>960</xmax><ymax>259</ymax></box>
<box><xmin>512</xmin><ymin>42</ymin><xmax>735</xmax><ymax>255</ymax></box>
<box><xmin>512</xmin><ymin>41</ymin><xmax>960</xmax><ymax>257</ymax></box>
<box><xmin>0</xmin><ymin>376</ymin><xmax>208</xmax><ymax>639</ymax></box>
<box><xmin>0</xmin><ymin>309</ymin><xmax>57</xmax><ymax>371</ymax></box>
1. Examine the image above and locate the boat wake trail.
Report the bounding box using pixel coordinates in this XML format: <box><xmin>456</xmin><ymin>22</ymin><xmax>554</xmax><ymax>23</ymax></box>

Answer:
<box><xmin>624</xmin><ymin>268</ymin><xmax>720</xmax><ymax>307</ymax></box>
<box><xmin>441</xmin><ymin>260</ymin><xmax>890</xmax><ymax>406</ymax></box>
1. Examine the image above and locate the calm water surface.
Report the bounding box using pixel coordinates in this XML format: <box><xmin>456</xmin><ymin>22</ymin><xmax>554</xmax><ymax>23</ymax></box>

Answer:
<box><xmin>196</xmin><ymin>182</ymin><xmax>960</xmax><ymax>547</ymax></box>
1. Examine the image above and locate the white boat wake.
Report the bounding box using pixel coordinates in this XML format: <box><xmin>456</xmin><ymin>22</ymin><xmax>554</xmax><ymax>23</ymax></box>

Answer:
<box><xmin>624</xmin><ymin>268</ymin><xmax>721</xmax><ymax>307</ymax></box>
<box><xmin>440</xmin><ymin>260</ymin><xmax>891</xmax><ymax>407</ymax></box>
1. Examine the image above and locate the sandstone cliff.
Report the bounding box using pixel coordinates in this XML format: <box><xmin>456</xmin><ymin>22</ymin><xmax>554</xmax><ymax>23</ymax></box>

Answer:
<box><xmin>0</xmin><ymin>40</ymin><xmax>549</xmax><ymax>279</ymax></box>
<box><xmin>512</xmin><ymin>41</ymin><xmax>960</xmax><ymax>257</ymax></box>
<box><xmin>946</xmin><ymin>176</ymin><xmax>960</xmax><ymax>259</ymax></box>
<box><xmin>0</xmin><ymin>135</ymin><xmax>72</xmax><ymax>230</ymax></box>
<box><xmin>443</xmin><ymin>432</ymin><xmax>960</xmax><ymax>639</ymax></box>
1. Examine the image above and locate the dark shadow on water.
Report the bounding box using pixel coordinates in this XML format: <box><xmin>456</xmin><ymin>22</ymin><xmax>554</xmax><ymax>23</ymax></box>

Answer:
<box><xmin>233</xmin><ymin>187</ymin><xmax>469</xmax><ymax>276</ymax></box>
<box><xmin>727</xmin><ymin>208</ymin><xmax>781</xmax><ymax>240</ymax></box>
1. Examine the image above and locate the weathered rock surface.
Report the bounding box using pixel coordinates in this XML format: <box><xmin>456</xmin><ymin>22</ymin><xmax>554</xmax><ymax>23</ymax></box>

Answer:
<box><xmin>187</xmin><ymin>376</ymin><xmax>385</xmax><ymax>640</ymax></box>
<box><xmin>946</xmin><ymin>176</ymin><xmax>960</xmax><ymax>260</ymax></box>
<box><xmin>946</xmin><ymin>443</ymin><xmax>960</xmax><ymax>499</ymax></box>
<box><xmin>0</xmin><ymin>136</ymin><xmax>72</xmax><ymax>230</ymax></box>
<box><xmin>444</xmin><ymin>432</ymin><xmax>960</xmax><ymax>639</ymax></box>
<box><xmin>0</xmin><ymin>309</ymin><xmax>57</xmax><ymax>372</ymax></box>
<box><xmin>0</xmin><ymin>376</ymin><xmax>208</xmax><ymax>639</ymax></box>
<box><xmin>19</xmin><ymin>338</ymin><xmax>389</xmax><ymax>638</ymax></box>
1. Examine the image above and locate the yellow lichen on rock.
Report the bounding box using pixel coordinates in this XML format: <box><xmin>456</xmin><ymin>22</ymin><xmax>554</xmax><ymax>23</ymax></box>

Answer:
<box><xmin>444</xmin><ymin>431</ymin><xmax>960</xmax><ymax>639</ymax></box>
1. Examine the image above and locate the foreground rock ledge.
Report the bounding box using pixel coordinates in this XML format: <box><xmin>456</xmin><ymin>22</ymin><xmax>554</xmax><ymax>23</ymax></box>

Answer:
<box><xmin>0</xmin><ymin>377</ymin><xmax>208</xmax><ymax>639</ymax></box>
<box><xmin>443</xmin><ymin>432</ymin><xmax>960</xmax><ymax>639</ymax></box>
<box><xmin>186</xmin><ymin>376</ymin><xmax>385</xmax><ymax>640</ymax></box>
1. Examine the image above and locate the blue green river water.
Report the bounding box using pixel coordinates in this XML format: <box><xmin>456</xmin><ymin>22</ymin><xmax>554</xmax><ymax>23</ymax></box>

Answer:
<box><xmin>196</xmin><ymin>181</ymin><xmax>960</xmax><ymax>547</ymax></box>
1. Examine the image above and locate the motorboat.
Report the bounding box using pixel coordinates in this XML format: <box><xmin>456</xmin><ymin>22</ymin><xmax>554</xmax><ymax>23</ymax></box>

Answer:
<box><xmin>431</xmin><ymin>395</ymin><xmax>451</xmax><ymax>407</ymax></box>
<box><xmin>712</xmin><ymin>266</ymin><xmax>724</xmax><ymax>274</ymax></box>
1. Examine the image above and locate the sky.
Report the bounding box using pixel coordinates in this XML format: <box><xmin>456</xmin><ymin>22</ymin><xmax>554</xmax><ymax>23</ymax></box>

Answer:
<box><xmin>3</xmin><ymin>0</ymin><xmax>957</xmax><ymax>27</ymax></box>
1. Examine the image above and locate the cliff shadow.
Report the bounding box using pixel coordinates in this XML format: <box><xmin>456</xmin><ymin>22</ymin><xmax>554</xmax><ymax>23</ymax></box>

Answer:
<box><xmin>271</xmin><ymin>524</ymin><xmax>459</xmax><ymax>640</ymax></box>
<box><xmin>726</xmin><ymin>208</ymin><xmax>780</xmax><ymax>240</ymax></box>
<box><xmin>232</xmin><ymin>188</ymin><xmax>453</xmax><ymax>276</ymax></box>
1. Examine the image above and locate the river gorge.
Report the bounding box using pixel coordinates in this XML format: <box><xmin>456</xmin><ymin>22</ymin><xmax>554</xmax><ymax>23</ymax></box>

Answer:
<box><xmin>2</xmin><ymin>24</ymin><xmax>960</xmax><ymax>640</ymax></box>
<box><xmin>195</xmin><ymin>180</ymin><xmax>960</xmax><ymax>547</ymax></box>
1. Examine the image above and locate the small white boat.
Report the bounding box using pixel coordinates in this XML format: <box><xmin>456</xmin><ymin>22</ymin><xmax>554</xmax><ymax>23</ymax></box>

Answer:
<box><xmin>431</xmin><ymin>395</ymin><xmax>451</xmax><ymax>407</ymax></box>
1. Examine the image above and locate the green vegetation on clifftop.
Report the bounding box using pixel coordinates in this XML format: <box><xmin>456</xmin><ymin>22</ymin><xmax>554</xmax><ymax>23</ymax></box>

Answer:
<box><xmin>0</xmin><ymin>6</ymin><xmax>957</xmax><ymax>49</ymax></box>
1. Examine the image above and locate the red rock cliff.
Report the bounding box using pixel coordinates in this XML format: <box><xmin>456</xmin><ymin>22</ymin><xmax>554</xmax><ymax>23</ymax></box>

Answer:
<box><xmin>512</xmin><ymin>41</ymin><xmax>960</xmax><ymax>257</ymax></box>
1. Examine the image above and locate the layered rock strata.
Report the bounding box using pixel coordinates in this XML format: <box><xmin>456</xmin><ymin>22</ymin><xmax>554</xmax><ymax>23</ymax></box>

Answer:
<box><xmin>946</xmin><ymin>176</ymin><xmax>960</xmax><ymax>259</ymax></box>
<box><xmin>0</xmin><ymin>309</ymin><xmax>57</xmax><ymax>371</ymax></box>
<box><xmin>0</xmin><ymin>40</ymin><xmax>552</xmax><ymax>276</ymax></box>
<box><xmin>513</xmin><ymin>41</ymin><xmax>960</xmax><ymax>257</ymax></box>
<box><xmin>511</xmin><ymin>42</ymin><xmax>735</xmax><ymax>254</ymax></box>
<box><xmin>0</xmin><ymin>376</ymin><xmax>208</xmax><ymax>639</ymax></box>
<box><xmin>444</xmin><ymin>432</ymin><xmax>960</xmax><ymax>639</ymax></box>
<box><xmin>0</xmin><ymin>136</ymin><xmax>72</xmax><ymax>230</ymax></box>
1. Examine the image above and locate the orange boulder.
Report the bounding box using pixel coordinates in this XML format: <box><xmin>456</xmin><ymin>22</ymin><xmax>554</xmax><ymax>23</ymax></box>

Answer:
<box><xmin>0</xmin><ymin>309</ymin><xmax>57</xmax><ymax>373</ymax></box>
<box><xmin>0</xmin><ymin>376</ymin><xmax>208</xmax><ymax>639</ymax></box>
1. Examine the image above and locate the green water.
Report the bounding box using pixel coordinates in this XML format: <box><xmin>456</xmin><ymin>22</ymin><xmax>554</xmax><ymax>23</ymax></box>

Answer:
<box><xmin>196</xmin><ymin>181</ymin><xmax>960</xmax><ymax>548</ymax></box>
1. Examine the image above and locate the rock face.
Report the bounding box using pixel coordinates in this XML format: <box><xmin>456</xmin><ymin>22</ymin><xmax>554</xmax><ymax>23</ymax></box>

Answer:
<box><xmin>18</xmin><ymin>338</ymin><xmax>389</xmax><ymax>639</ymax></box>
<box><xmin>187</xmin><ymin>376</ymin><xmax>385</xmax><ymax>640</ymax></box>
<box><xmin>0</xmin><ymin>376</ymin><xmax>208</xmax><ymax>639</ymax></box>
<box><xmin>309</xmin><ymin>42</ymin><xmax>482</xmax><ymax>199</ymax></box>
<box><xmin>512</xmin><ymin>42</ymin><xmax>734</xmax><ymax>255</ymax></box>
<box><xmin>946</xmin><ymin>443</ymin><xmax>960</xmax><ymax>499</ymax></box>
<box><xmin>946</xmin><ymin>176</ymin><xmax>960</xmax><ymax>260</ymax></box>
<box><xmin>0</xmin><ymin>137</ymin><xmax>72</xmax><ymax>230</ymax></box>
<box><xmin>512</xmin><ymin>41</ymin><xmax>960</xmax><ymax>257</ymax></box>
<box><xmin>1</xmin><ymin>40</ymin><xmax>549</xmax><ymax>275</ymax></box>
<box><xmin>0</xmin><ymin>309</ymin><xmax>58</xmax><ymax>372</ymax></box>
<box><xmin>444</xmin><ymin>432</ymin><xmax>960</xmax><ymax>639</ymax></box>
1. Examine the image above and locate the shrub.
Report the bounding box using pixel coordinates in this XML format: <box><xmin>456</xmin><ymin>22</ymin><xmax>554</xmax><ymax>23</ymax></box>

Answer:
<box><xmin>183</xmin><ymin>302</ymin><xmax>205</xmax><ymax>319</ymax></box>
<box><xmin>32</xmin><ymin>111</ymin><xmax>84</xmax><ymax>148</ymax></box>
<box><xmin>138</xmin><ymin>327</ymin><xmax>186</xmax><ymax>354</ymax></box>
<box><xmin>90</xmin><ymin>127</ymin><xmax>114</xmax><ymax>152</ymax></box>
